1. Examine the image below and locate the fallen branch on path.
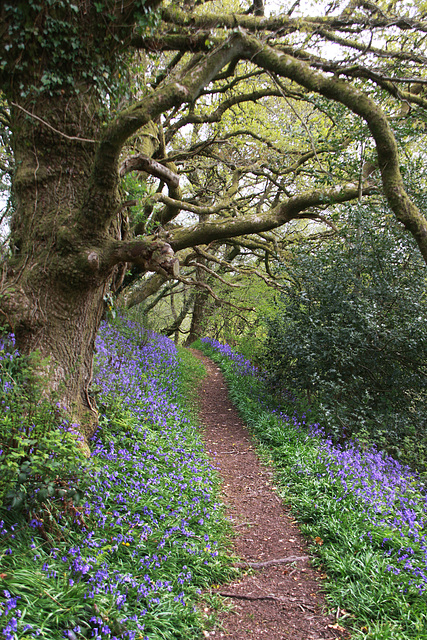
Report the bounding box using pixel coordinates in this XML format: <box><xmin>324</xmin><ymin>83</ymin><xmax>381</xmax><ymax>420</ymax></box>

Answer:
<box><xmin>218</xmin><ymin>591</ymin><xmax>316</xmax><ymax>612</ymax></box>
<box><xmin>218</xmin><ymin>592</ymin><xmax>279</xmax><ymax>601</ymax></box>
<box><xmin>234</xmin><ymin>555</ymin><xmax>308</xmax><ymax>569</ymax></box>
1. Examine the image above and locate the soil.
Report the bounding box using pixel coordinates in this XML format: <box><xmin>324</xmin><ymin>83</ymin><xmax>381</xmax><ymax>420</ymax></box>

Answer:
<box><xmin>191</xmin><ymin>350</ymin><xmax>349</xmax><ymax>640</ymax></box>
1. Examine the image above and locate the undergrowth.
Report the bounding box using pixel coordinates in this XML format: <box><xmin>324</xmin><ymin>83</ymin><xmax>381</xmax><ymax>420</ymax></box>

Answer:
<box><xmin>197</xmin><ymin>337</ymin><xmax>427</xmax><ymax>640</ymax></box>
<box><xmin>0</xmin><ymin>319</ymin><xmax>233</xmax><ymax>639</ymax></box>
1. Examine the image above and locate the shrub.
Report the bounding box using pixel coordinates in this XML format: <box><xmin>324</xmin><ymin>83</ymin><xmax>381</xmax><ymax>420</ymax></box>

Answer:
<box><xmin>260</xmin><ymin>206</ymin><xmax>427</xmax><ymax>473</ymax></box>
<box><xmin>0</xmin><ymin>331</ymin><xmax>86</xmax><ymax>511</ymax></box>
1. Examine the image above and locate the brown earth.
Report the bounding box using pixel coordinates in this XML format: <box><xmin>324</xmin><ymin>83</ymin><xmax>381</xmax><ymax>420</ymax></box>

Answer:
<box><xmin>191</xmin><ymin>350</ymin><xmax>350</xmax><ymax>640</ymax></box>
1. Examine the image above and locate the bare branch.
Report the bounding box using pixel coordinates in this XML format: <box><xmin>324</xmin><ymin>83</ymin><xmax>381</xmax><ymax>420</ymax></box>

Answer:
<box><xmin>122</xmin><ymin>273</ymin><xmax>167</xmax><ymax>308</ymax></box>
<box><xmin>309</xmin><ymin>27</ymin><xmax>427</xmax><ymax>65</ymax></box>
<box><xmin>143</xmin><ymin>281</ymin><xmax>181</xmax><ymax>314</ymax></box>
<box><xmin>175</xmin><ymin>275</ymin><xmax>255</xmax><ymax>312</ymax></box>
<box><xmin>119</xmin><ymin>153</ymin><xmax>180</xmax><ymax>188</ymax></box>
<box><xmin>188</xmin><ymin>260</ymin><xmax>243</xmax><ymax>287</ymax></box>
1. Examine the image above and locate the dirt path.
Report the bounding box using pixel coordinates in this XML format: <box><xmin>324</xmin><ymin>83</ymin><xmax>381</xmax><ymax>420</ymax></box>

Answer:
<box><xmin>192</xmin><ymin>350</ymin><xmax>348</xmax><ymax>640</ymax></box>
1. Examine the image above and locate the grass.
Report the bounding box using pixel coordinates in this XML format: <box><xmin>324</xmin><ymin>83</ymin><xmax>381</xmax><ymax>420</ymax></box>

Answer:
<box><xmin>0</xmin><ymin>319</ymin><xmax>233</xmax><ymax>640</ymax></box>
<box><xmin>175</xmin><ymin>346</ymin><xmax>206</xmax><ymax>419</ymax></box>
<box><xmin>196</xmin><ymin>337</ymin><xmax>427</xmax><ymax>640</ymax></box>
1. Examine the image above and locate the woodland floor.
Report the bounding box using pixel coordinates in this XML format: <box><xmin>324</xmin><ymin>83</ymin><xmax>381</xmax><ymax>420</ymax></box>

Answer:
<box><xmin>191</xmin><ymin>350</ymin><xmax>350</xmax><ymax>640</ymax></box>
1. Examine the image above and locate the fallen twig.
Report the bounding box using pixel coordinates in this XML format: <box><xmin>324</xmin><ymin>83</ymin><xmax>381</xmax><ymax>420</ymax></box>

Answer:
<box><xmin>218</xmin><ymin>592</ymin><xmax>279</xmax><ymax>601</ymax></box>
<box><xmin>218</xmin><ymin>591</ymin><xmax>317</xmax><ymax>612</ymax></box>
<box><xmin>234</xmin><ymin>555</ymin><xmax>308</xmax><ymax>569</ymax></box>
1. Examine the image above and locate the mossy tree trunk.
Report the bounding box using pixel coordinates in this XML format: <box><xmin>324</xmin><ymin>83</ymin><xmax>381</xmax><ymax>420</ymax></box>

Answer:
<box><xmin>5</xmin><ymin>93</ymin><xmax>119</xmax><ymax>436</ymax></box>
<box><xmin>3</xmin><ymin>87</ymin><xmax>180</xmax><ymax>438</ymax></box>
<box><xmin>184</xmin><ymin>261</ymin><xmax>212</xmax><ymax>346</ymax></box>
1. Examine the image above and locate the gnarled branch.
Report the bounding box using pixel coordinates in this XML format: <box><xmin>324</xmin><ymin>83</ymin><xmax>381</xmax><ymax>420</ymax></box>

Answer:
<box><xmin>119</xmin><ymin>154</ymin><xmax>180</xmax><ymax>188</ymax></box>
<box><xmin>169</xmin><ymin>182</ymin><xmax>374</xmax><ymax>251</ymax></box>
<box><xmin>104</xmin><ymin>238</ymin><xmax>179</xmax><ymax>278</ymax></box>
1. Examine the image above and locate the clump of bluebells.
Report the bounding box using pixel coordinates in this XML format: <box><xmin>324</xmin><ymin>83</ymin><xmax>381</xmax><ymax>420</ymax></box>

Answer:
<box><xmin>199</xmin><ymin>337</ymin><xmax>427</xmax><ymax>639</ymax></box>
<box><xmin>1</xmin><ymin>319</ymin><xmax>231</xmax><ymax>639</ymax></box>
<box><xmin>199</xmin><ymin>337</ymin><xmax>259</xmax><ymax>377</ymax></box>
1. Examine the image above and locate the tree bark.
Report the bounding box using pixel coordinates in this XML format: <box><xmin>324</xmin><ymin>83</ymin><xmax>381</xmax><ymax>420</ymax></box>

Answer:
<box><xmin>2</xmin><ymin>94</ymin><xmax>108</xmax><ymax>438</ymax></box>
<box><xmin>184</xmin><ymin>260</ymin><xmax>212</xmax><ymax>346</ymax></box>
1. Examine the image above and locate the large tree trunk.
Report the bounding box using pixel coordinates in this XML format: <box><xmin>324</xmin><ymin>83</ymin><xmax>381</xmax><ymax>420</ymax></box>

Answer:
<box><xmin>3</xmin><ymin>93</ymin><xmax>113</xmax><ymax>439</ymax></box>
<box><xmin>2</xmin><ymin>89</ymin><xmax>179</xmax><ymax>444</ymax></box>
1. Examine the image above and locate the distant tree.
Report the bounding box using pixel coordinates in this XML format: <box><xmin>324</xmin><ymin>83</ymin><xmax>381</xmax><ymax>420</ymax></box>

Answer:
<box><xmin>1</xmin><ymin>0</ymin><xmax>427</xmax><ymax>442</ymax></box>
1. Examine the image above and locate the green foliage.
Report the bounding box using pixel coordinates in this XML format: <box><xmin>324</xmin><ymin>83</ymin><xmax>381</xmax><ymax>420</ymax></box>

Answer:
<box><xmin>260</xmin><ymin>205</ymin><xmax>427</xmax><ymax>473</ymax></box>
<box><xmin>0</xmin><ymin>332</ymin><xmax>86</xmax><ymax>511</ymax></box>
<box><xmin>196</xmin><ymin>275</ymin><xmax>274</xmax><ymax>359</ymax></box>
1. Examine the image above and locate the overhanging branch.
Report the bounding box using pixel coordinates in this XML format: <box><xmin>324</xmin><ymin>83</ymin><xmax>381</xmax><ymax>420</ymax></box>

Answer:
<box><xmin>169</xmin><ymin>182</ymin><xmax>374</xmax><ymax>251</ymax></box>
<box><xmin>119</xmin><ymin>154</ymin><xmax>180</xmax><ymax>188</ymax></box>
